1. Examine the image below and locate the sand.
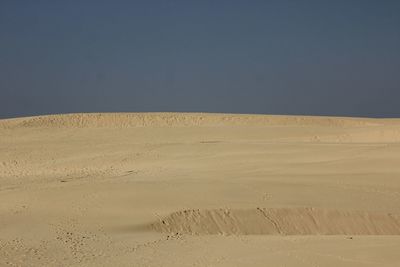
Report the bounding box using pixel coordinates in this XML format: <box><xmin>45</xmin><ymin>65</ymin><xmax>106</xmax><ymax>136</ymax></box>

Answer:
<box><xmin>1</xmin><ymin>112</ymin><xmax>400</xmax><ymax>266</ymax></box>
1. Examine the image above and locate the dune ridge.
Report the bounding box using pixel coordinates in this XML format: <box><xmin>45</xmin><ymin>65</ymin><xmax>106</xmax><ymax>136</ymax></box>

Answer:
<box><xmin>0</xmin><ymin>112</ymin><xmax>393</xmax><ymax>129</ymax></box>
<box><xmin>149</xmin><ymin>208</ymin><xmax>400</xmax><ymax>235</ymax></box>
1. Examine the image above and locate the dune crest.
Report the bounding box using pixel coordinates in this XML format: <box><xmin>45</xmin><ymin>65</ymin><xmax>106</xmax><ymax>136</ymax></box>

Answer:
<box><xmin>0</xmin><ymin>112</ymin><xmax>390</xmax><ymax>128</ymax></box>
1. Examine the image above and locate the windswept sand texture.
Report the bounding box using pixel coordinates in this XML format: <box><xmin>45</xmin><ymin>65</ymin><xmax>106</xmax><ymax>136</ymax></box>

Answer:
<box><xmin>1</xmin><ymin>113</ymin><xmax>400</xmax><ymax>266</ymax></box>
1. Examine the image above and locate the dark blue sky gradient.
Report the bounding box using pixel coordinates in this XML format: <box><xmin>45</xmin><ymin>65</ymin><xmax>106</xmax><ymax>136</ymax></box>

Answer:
<box><xmin>1</xmin><ymin>1</ymin><xmax>400</xmax><ymax>118</ymax></box>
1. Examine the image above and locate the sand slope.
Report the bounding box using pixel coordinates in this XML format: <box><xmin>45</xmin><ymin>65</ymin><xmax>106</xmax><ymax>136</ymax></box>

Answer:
<box><xmin>149</xmin><ymin>208</ymin><xmax>400</xmax><ymax>235</ymax></box>
<box><xmin>1</xmin><ymin>113</ymin><xmax>400</xmax><ymax>266</ymax></box>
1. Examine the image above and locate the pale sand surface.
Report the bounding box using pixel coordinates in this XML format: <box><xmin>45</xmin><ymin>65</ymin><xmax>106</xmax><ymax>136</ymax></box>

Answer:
<box><xmin>1</xmin><ymin>113</ymin><xmax>400</xmax><ymax>266</ymax></box>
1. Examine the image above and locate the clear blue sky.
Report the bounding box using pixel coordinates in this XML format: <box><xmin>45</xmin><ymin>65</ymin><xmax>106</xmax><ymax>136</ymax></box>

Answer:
<box><xmin>1</xmin><ymin>1</ymin><xmax>400</xmax><ymax>118</ymax></box>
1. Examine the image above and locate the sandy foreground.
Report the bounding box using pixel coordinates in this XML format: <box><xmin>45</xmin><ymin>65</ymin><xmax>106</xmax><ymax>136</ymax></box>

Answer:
<box><xmin>1</xmin><ymin>113</ymin><xmax>400</xmax><ymax>266</ymax></box>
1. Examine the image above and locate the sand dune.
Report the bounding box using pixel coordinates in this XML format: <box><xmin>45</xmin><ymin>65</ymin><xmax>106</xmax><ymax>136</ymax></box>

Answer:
<box><xmin>1</xmin><ymin>113</ymin><xmax>400</xmax><ymax>266</ymax></box>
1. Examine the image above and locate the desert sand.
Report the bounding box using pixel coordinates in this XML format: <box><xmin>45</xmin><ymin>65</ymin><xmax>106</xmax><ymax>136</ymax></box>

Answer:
<box><xmin>1</xmin><ymin>112</ymin><xmax>400</xmax><ymax>266</ymax></box>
